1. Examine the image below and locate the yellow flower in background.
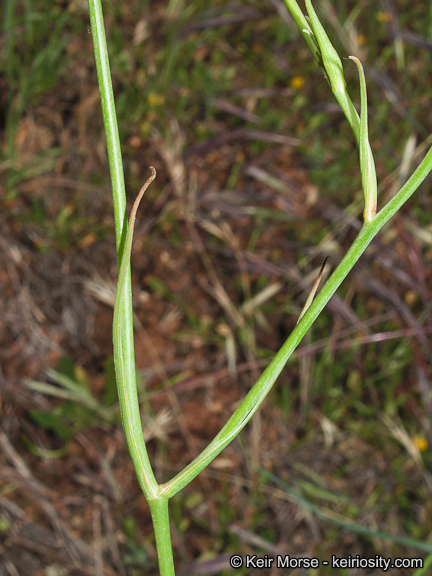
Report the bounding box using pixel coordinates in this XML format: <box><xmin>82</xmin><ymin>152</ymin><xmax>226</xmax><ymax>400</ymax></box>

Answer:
<box><xmin>357</xmin><ymin>34</ymin><xmax>367</xmax><ymax>46</ymax></box>
<box><xmin>291</xmin><ymin>75</ymin><xmax>305</xmax><ymax>89</ymax></box>
<box><xmin>377</xmin><ymin>11</ymin><xmax>393</xmax><ymax>23</ymax></box>
<box><xmin>147</xmin><ymin>93</ymin><xmax>164</xmax><ymax>106</ymax></box>
<box><xmin>413</xmin><ymin>436</ymin><xmax>428</xmax><ymax>452</ymax></box>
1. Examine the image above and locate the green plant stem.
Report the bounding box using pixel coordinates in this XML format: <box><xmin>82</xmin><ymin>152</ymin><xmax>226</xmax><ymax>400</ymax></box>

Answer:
<box><xmin>149</xmin><ymin>499</ymin><xmax>175</xmax><ymax>576</ymax></box>
<box><xmin>88</xmin><ymin>0</ymin><xmax>151</xmax><ymax>495</ymax></box>
<box><xmin>88</xmin><ymin>0</ymin><xmax>128</xmax><ymax>255</ymax></box>
<box><xmin>283</xmin><ymin>1</ymin><xmax>368</xmax><ymax>148</ymax></box>
<box><xmin>160</xmin><ymin>143</ymin><xmax>432</xmax><ymax>499</ymax></box>
<box><xmin>280</xmin><ymin>0</ymin><xmax>321</xmax><ymax>64</ymax></box>
<box><xmin>303</xmin><ymin>0</ymin><xmax>360</xmax><ymax>137</ymax></box>
<box><xmin>284</xmin><ymin>0</ymin><xmax>379</xmax><ymax>219</ymax></box>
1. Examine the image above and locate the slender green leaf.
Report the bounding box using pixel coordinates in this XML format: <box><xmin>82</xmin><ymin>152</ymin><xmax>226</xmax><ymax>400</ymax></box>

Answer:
<box><xmin>112</xmin><ymin>168</ymin><xmax>159</xmax><ymax>502</ymax></box>
<box><xmin>349</xmin><ymin>56</ymin><xmax>377</xmax><ymax>221</ymax></box>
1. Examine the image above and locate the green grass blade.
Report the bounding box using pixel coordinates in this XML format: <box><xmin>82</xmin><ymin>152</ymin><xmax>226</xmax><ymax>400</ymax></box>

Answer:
<box><xmin>261</xmin><ymin>470</ymin><xmax>432</xmax><ymax>553</ymax></box>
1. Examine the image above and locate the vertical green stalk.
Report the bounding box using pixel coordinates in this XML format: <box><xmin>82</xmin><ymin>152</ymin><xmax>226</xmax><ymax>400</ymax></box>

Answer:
<box><xmin>87</xmin><ymin>0</ymin><xmax>137</xmax><ymax>470</ymax></box>
<box><xmin>149</xmin><ymin>499</ymin><xmax>175</xmax><ymax>576</ymax></box>
<box><xmin>88</xmin><ymin>2</ymin><xmax>175</xmax><ymax>573</ymax></box>
<box><xmin>87</xmin><ymin>0</ymin><xmax>134</xmax><ymax>329</ymax></box>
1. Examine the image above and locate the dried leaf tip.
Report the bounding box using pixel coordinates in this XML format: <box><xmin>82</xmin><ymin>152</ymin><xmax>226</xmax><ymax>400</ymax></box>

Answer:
<box><xmin>297</xmin><ymin>256</ymin><xmax>329</xmax><ymax>324</ymax></box>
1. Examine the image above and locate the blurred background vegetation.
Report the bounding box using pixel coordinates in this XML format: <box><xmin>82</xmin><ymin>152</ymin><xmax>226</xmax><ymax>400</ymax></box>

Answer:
<box><xmin>1</xmin><ymin>0</ymin><xmax>432</xmax><ymax>574</ymax></box>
